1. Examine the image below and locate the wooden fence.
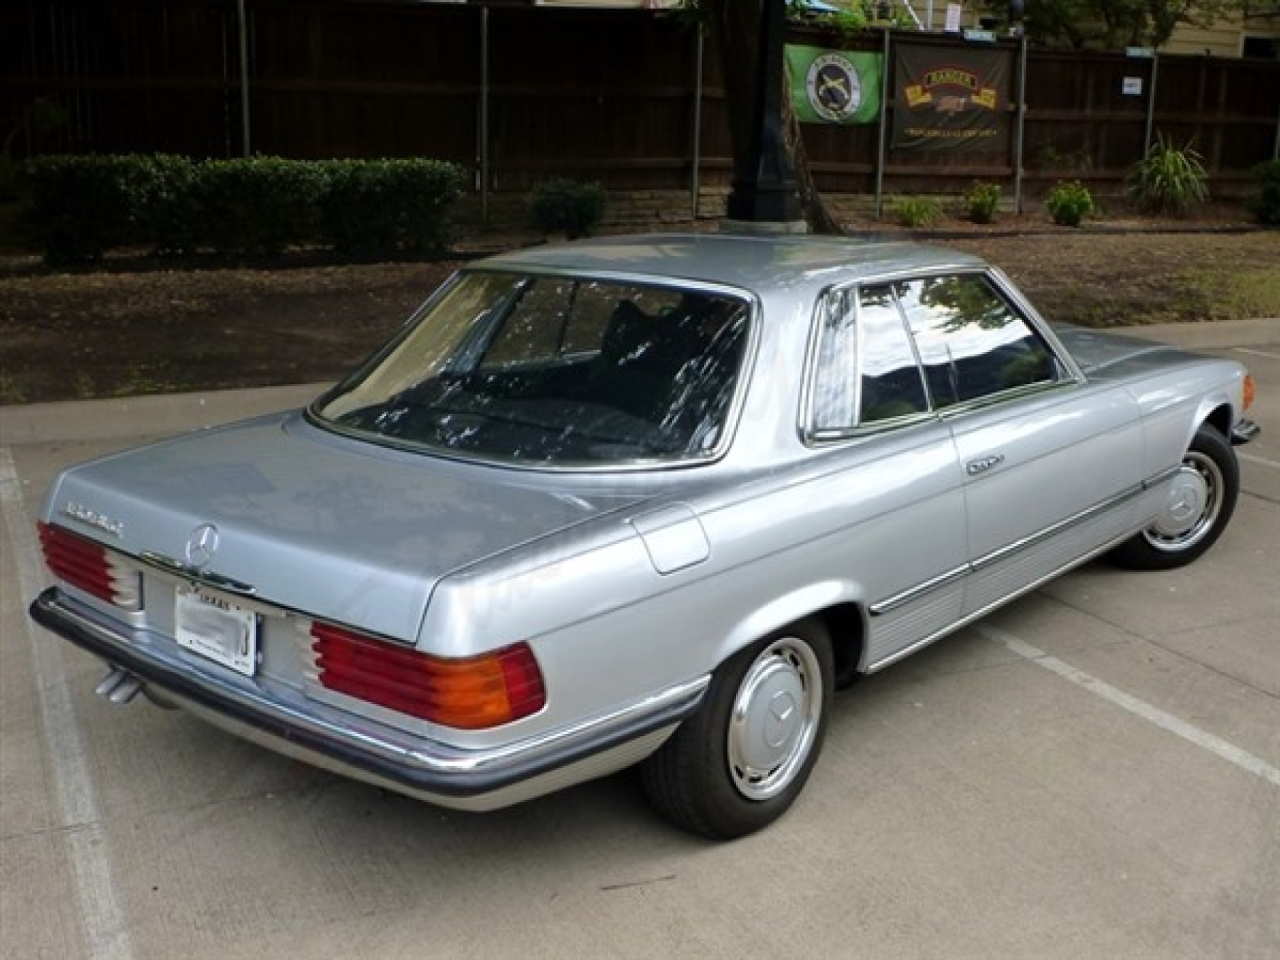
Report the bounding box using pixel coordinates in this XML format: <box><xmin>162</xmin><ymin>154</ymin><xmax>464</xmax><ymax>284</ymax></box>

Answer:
<box><xmin>3</xmin><ymin>0</ymin><xmax>1278</xmax><ymax>215</ymax></box>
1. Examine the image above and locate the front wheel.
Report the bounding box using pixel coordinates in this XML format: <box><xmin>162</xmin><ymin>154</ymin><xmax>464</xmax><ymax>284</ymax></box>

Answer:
<box><xmin>1110</xmin><ymin>423</ymin><xmax>1239</xmax><ymax>570</ymax></box>
<box><xmin>641</xmin><ymin>619</ymin><xmax>833</xmax><ymax>839</ymax></box>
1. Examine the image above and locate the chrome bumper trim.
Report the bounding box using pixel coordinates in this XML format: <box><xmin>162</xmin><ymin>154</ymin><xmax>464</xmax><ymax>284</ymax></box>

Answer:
<box><xmin>29</xmin><ymin>588</ymin><xmax>708</xmax><ymax>801</ymax></box>
<box><xmin>1231</xmin><ymin>419</ymin><xmax>1260</xmax><ymax>446</ymax></box>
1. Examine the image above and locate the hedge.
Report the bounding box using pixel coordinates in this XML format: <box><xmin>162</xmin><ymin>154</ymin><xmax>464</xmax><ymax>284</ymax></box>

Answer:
<box><xmin>19</xmin><ymin>154</ymin><xmax>465</xmax><ymax>264</ymax></box>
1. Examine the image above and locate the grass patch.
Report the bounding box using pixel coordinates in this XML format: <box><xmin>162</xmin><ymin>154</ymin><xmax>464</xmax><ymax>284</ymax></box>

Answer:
<box><xmin>1183</xmin><ymin>267</ymin><xmax>1280</xmax><ymax>322</ymax></box>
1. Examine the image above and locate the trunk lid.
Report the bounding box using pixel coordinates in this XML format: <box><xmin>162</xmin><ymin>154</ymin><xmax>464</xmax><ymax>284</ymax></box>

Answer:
<box><xmin>45</xmin><ymin>412</ymin><xmax>651</xmax><ymax>642</ymax></box>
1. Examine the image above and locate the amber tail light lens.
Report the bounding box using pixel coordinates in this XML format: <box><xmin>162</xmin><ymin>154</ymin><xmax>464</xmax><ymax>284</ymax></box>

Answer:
<box><xmin>311</xmin><ymin>622</ymin><xmax>546</xmax><ymax>730</ymax></box>
<box><xmin>38</xmin><ymin>522</ymin><xmax>141</xmax><ymax>611</ymax></box>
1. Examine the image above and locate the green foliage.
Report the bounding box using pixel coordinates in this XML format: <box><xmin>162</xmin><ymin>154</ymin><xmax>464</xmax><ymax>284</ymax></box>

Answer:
<box><xmin>320</xmin><ymin>159</ymin><xmax>464</xmax><ymax>256</ymax></box>
<box><xmin>136</xmin><ymin>154</ymin><xmax>202</xmax><ymax>254</ymax></box>
<box><xmin>18</xmin><ymin>154</ymin><xmax>464</xmax><ymax>263</ymax></box>
<box><xmin>22</xmin><ymin>155</ymin><xmax>155</xmax><ymax>263</ymax></box>
<box><xmin>1046</xmin><ymin>180</ymin><xmax>1093</xmax><ymax>227</ymax></box>
<box><xmin>963</xmin><ymin>181</ymin><xmax>1002</xmax><ymax>224</ymax></box>
<box><xmin>978</xmin><ymin>0</ymin><xmax>1248</xmax><ymax>49</ymax></box>
<box><xmin>893</xmin><ymin>196</ymin><xmax>944</xmax><ymax>229</ymax></box>
<box><xmin>527</xmin><ymin>178</ymin><xmax>608</xmax><ymax>239</ymax></box>
<box><xmin>197</xmin><ymin>157</ymin><xmax>327</xmax><ymax>256</ymax></box>
<box><xmin>1250</xmin><ymin>159</ymin><xmax>1280</xmax><ymax>226</ymax></box>
<box><xmin>1128</xmin><ymin>135</ymin><xmax>1208</xmax><ymax>216</ymax></box>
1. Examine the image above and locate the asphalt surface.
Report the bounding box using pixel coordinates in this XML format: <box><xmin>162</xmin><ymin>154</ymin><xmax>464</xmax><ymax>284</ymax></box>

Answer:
<box><xmin>2</xmin><ymin>321</ymin><xmax>1277</xmax><ymax>960</ymax></box>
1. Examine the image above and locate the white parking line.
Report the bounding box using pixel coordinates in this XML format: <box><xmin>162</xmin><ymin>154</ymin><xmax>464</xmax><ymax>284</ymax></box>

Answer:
<box><xmin>974</xmin><ymin>623</ymin><xmax>1280</xmax><ymax>788</ymax></box>
<box><xmin>1239</xmin><ymin>451</ymin><xmax>1280</xmax><ymax>471</ymax></box>
<box><xmin>0</xmin><ymin>449</ymin><xmax>135</xmax><ymax>960</ymax></box>
<box><xmin>1234</xmin><ymin>347</ymin><xmax>1280</xmax><ymax>361</ymax></box>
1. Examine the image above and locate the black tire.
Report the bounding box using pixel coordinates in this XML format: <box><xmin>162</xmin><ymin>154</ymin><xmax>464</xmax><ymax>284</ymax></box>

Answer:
<box><xmin>1110</xmin><ymin>423</ymin><xmax>1239</xmax><ymax>570</ymax></box>
<box><xmin>641</xmin><ymin>618</ymin><xmax>834</xmax><ymax>840</ymax></box>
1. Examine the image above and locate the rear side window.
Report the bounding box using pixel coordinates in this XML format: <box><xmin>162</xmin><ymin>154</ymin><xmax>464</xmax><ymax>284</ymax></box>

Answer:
<box><xmin>809</xmin><ymin>284</ymin><xmax>928</xmax><ymax>436</ymax></box>
<box><xmin>807</xmin><ymin>271</ymin><xmax>1062</xmax><ymax>440</ymax></box>
<box><xmin>895</xmin><ymin>274</ymin><xmax>1059</xmax><ymax>407</ymax></box>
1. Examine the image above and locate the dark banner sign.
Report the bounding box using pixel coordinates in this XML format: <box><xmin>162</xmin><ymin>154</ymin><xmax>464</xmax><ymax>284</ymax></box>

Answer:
<box><xmin>892</xmin><ymin>44</ymin><xmax>1011</xmax><ymax>152</ymax></box>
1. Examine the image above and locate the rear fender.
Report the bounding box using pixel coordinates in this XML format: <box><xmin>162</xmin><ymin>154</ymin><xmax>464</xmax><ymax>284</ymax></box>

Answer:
<box><xmin>713</xmin><ymin>580</ymin><xmax>863</xmax><ymax>669</ymax></box>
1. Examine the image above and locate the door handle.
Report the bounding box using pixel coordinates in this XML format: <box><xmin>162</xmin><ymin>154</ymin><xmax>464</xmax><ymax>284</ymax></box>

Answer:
<box><xmin>966</xmin><ymin>454</ymin><xmax>1005</xmax><ymax>476</ymax></box>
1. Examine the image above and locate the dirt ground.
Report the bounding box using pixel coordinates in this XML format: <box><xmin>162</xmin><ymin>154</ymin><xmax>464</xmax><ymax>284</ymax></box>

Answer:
<box><xmin>2</xmin><ymin>216</ymin><xmax>1278</xmax><ymax>405</ymax></box>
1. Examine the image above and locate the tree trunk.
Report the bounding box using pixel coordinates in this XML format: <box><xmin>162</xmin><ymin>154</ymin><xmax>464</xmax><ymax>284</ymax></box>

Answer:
<box><xmin>701</xmin><ymin>0</ymin><xmax>844</xmax><ymax>235</ymax></box>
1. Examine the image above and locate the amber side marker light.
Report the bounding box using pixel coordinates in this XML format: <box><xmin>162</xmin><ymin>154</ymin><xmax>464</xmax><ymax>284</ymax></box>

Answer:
<box><xmin>1243</xmin><ymin>373</ymin><xmax>1255</xmax><ymax>411</ymax></box>
<box><xmin>311</xmin><ymin>622</ymin><xmax>546</xmax><ymax>730</ymax></box>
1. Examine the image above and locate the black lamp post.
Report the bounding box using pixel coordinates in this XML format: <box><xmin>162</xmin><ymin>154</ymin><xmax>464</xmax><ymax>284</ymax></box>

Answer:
<box><xmin>725</xmin><ymin>0</ymin><xmax>803</xmax><ymax>224</ymax></box>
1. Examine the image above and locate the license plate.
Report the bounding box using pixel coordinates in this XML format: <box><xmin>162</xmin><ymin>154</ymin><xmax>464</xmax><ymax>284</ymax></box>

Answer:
<box><xmin>175</xmin><ymin>586</ymin><xmax>258</xmax><ymax>676</ymax></box>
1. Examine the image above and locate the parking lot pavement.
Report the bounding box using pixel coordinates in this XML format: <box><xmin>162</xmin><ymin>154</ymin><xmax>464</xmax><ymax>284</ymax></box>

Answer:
<box><xmin>2</xmin><ymin>328</ymin><xmax>1277</xmax><ymax>960</ymax></box>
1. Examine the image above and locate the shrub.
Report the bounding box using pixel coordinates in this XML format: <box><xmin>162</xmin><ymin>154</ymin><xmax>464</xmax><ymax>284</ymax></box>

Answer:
<box><xmin>1046</xmin><ymin>180</ymin><xmax>1093</xmax><ymax>227</ymax></box>
<box><xmin>22</xmin><ymin>155</ymin><xmax>154</xmax><ymax>263</ymax></box>
<box><xmin>893</xmin><ymin>195</ymin><xmax>944</xmax><ymax>229</ymax></box>
<box><xmin>320</xmin><ymin>158</ymin><xmax>465</xmax><ymax>256</ymax></box>
<box><xmin>1128</xmin><ymin>134</ymin><xmax>1208</xmax><ymax>216</ymax></box>
<box><xmin>196</xmin><ymin>157</ymin><xmax>327</xmax><ymax>256</ymax></box>
<box><xmin>1250</xmin><ymin>159</ymin><xmax>1280</xmax><ymax>226</ymax></box>
<box><xmin>19</xmin><ymin>154</ymin><xmax>465</xmax><ymax>263</ymax></box>
<box><xmin>527</xmin><ymin>178</ymin><xmax>607</xmax><ymax>239</ymax></box>
<box><xmin>135</xmin><ymin>154</ymin><xmax>201</xmax><ymax>255</ymax></box>
<box><xmin>963</xmin><ymin>181</ymin><xmax>1001</xmax><ymax>224</ymax></box>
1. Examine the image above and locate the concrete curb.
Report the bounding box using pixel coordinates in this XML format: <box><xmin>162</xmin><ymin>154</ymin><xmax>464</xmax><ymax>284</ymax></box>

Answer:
<box><xmin>1114</xmin><ymin>319</ymin><xmax>1280</xmax><ymax>349</ymax></box>
<box><xmin>2</xmin><ymin>319</ymin><xmax>1276</xmax><ymax>446</ymax></box>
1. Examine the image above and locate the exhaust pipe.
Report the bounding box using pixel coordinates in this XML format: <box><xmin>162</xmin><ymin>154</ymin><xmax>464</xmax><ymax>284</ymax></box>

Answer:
<box><xmin>94</xmin><ymin>667</ymin><xmax>143</xmax><ymax>705</ymax></box>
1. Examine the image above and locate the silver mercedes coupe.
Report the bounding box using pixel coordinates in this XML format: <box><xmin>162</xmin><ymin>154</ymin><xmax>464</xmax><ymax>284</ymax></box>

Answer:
<box><xmin>30</xmin><ymin>233</ymin><xmax>1260</xmax><ymax>838</ymax></box>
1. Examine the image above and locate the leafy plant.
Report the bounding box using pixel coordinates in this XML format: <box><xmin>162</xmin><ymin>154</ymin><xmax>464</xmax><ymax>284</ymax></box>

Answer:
<box><xmin>1128</xmin><ymin>134</ymin><xmax>1208</xmax><ymax>216</ymax></box>
<box><xmin>893</xmin><ymin>196</ymin><xmax>944</xmax><ymax>229</ymax></box>
<box><xmin>18</xmin><ymin>154</ymin><xmax>465</xmax><ymax>263</ymax></box>
<box><xmin>527</xmin><ymin>178</ymin><xmax>608</xmax><ymax>239</ymax></box>
<box><xmin>1046</xmin><ymin>180</ymin><xmax>1093</xmax><ymax>227</ymax></box>
<box><xmin>1250</xmin><ymin>159</ymin><xmax>1280</xmax><ymax>226</ymax></box>
<box><xmin>320</xmin><ymin>158</ymin><xmax>464</xmax><ymax>256</ymax></box>
<box><xmin>22</xmin><ymin>155</ymin><xmax>154</xmax><ymax>263</ymax></box>
<box><xmin>963</xmin><ymin>181</ymin><xmax>1002</xmax><ymax>224</ymax></box>
<box><xmin>197</xmin><ymin>157</ymin><xmax>327</xmax><ymax>256</ymax></box>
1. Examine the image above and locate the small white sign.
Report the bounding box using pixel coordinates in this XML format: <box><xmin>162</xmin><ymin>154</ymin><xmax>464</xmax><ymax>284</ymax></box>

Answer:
<box><xmin>945</xmin><ymin>3</ymin><xmax>962</xmax><ymax>33</ymax></box>
<box><xmin>1123</xmin><ymin>77</ymin><xmax>1144</xmax><ymax>96</ymax></box>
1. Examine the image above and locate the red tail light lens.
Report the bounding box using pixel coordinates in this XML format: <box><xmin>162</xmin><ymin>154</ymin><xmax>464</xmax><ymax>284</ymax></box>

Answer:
<box><xmin>38</xmin><ymin>522</ymin><xmax>141</xmax><ymax>611</ymax></box>
<box><xmin>310</xmin><ymin>622</ymin><xmax>546</xmax><ymax>730</ymax></box>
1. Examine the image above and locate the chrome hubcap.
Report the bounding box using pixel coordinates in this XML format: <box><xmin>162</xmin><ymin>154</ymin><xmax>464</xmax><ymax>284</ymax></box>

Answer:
<box><xmin>727</xmin><ymin>637</ymin><xmax>822</xmax><ymax>801</ymax></box>
<box><xmin>1144</xmin><ymin>451</ymin><xmax>1222</xmax><ymax>552</ymax></box>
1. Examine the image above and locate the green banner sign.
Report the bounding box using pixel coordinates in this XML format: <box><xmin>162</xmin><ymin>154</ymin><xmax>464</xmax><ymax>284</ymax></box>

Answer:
<box><xmin>786</xmin><ymin>45</ymin><xmax>883</xmax><ymax>125</ymax></box>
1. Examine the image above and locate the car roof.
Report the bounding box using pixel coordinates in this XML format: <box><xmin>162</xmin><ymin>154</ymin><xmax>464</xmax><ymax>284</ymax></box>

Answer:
<box><xmin>475</xmin><ymin>232</ymin><xmax>989</xmax><ymax>295</ymax></box>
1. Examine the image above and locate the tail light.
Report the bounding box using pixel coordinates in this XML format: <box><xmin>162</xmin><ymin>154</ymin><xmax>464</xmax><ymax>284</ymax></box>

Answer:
<box><xmin>310</xmin><ymin>621</ymin><xmax>545</xmax><ymax>730</ymax></box>
<box><xmin>38</xmin><ymin>522</ymin><xmax>142</xmax><ymax>611</ymax></box>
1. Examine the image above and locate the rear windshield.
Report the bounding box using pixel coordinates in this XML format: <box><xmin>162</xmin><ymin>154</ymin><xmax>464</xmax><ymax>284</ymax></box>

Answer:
<box><xmin>313</xmin><ymin>270</ymin><xmax>751</xmax><ymax>467</ymax></box>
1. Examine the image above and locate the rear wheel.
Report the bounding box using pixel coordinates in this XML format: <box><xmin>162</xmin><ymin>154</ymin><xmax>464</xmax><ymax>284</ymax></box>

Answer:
<box><xmin>1110</xmin><ymin>424</ymin><xmax>1238</xmax><ymax>570</ymax></box>
<box><xmin>641</xmin><ymin>619</ymin><xmax>833</xmax><ymax>839</ymax></box>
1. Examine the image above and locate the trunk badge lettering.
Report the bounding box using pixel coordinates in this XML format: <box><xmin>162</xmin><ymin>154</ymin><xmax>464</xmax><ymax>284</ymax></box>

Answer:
<box><xmin>62</xmin><ymin>501</ymin><xmax>124</xmax><ymax>538</ymax></box>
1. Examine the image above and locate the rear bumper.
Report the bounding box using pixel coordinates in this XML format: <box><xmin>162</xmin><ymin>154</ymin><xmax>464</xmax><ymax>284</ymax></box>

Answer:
<box><xmin>29</xmin><ymin>588</ymin><xmax>706</xmax><ymax>811</ymax></box>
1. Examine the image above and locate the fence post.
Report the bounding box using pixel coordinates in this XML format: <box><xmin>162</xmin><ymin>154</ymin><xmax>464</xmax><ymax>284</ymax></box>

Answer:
<box><xmin>236</xmin><ymin>0</ymin><xmax>251</xmax><ymax>157</ymax></box>
<box><xmin>1013</xmin><ymin>33</ymin><xmax>1027</xmax><ymax>214</ymax></box>
<box><xmin>1273</xmin><ymin>93</ymin><xmax>1279</xmax><ymax>161</ymax></box>
<box><xmin>479</xmin><ymin>6</ymin><xmax>490</xmax><ymax>224</ymax></box>
<box><xmin>690</xmin><ymin>23</ymin><xmax>704</xmax><ymax>221</ymax></box>
<box><xmin>1144</xmin><ymin>52</ymin><xmax>1159</xmax><ymax>155</ymax></box>
<box><xmin>874</xmin><ymin>28</ymin><xmax>891</xmax><ymax>220</ymax></box>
